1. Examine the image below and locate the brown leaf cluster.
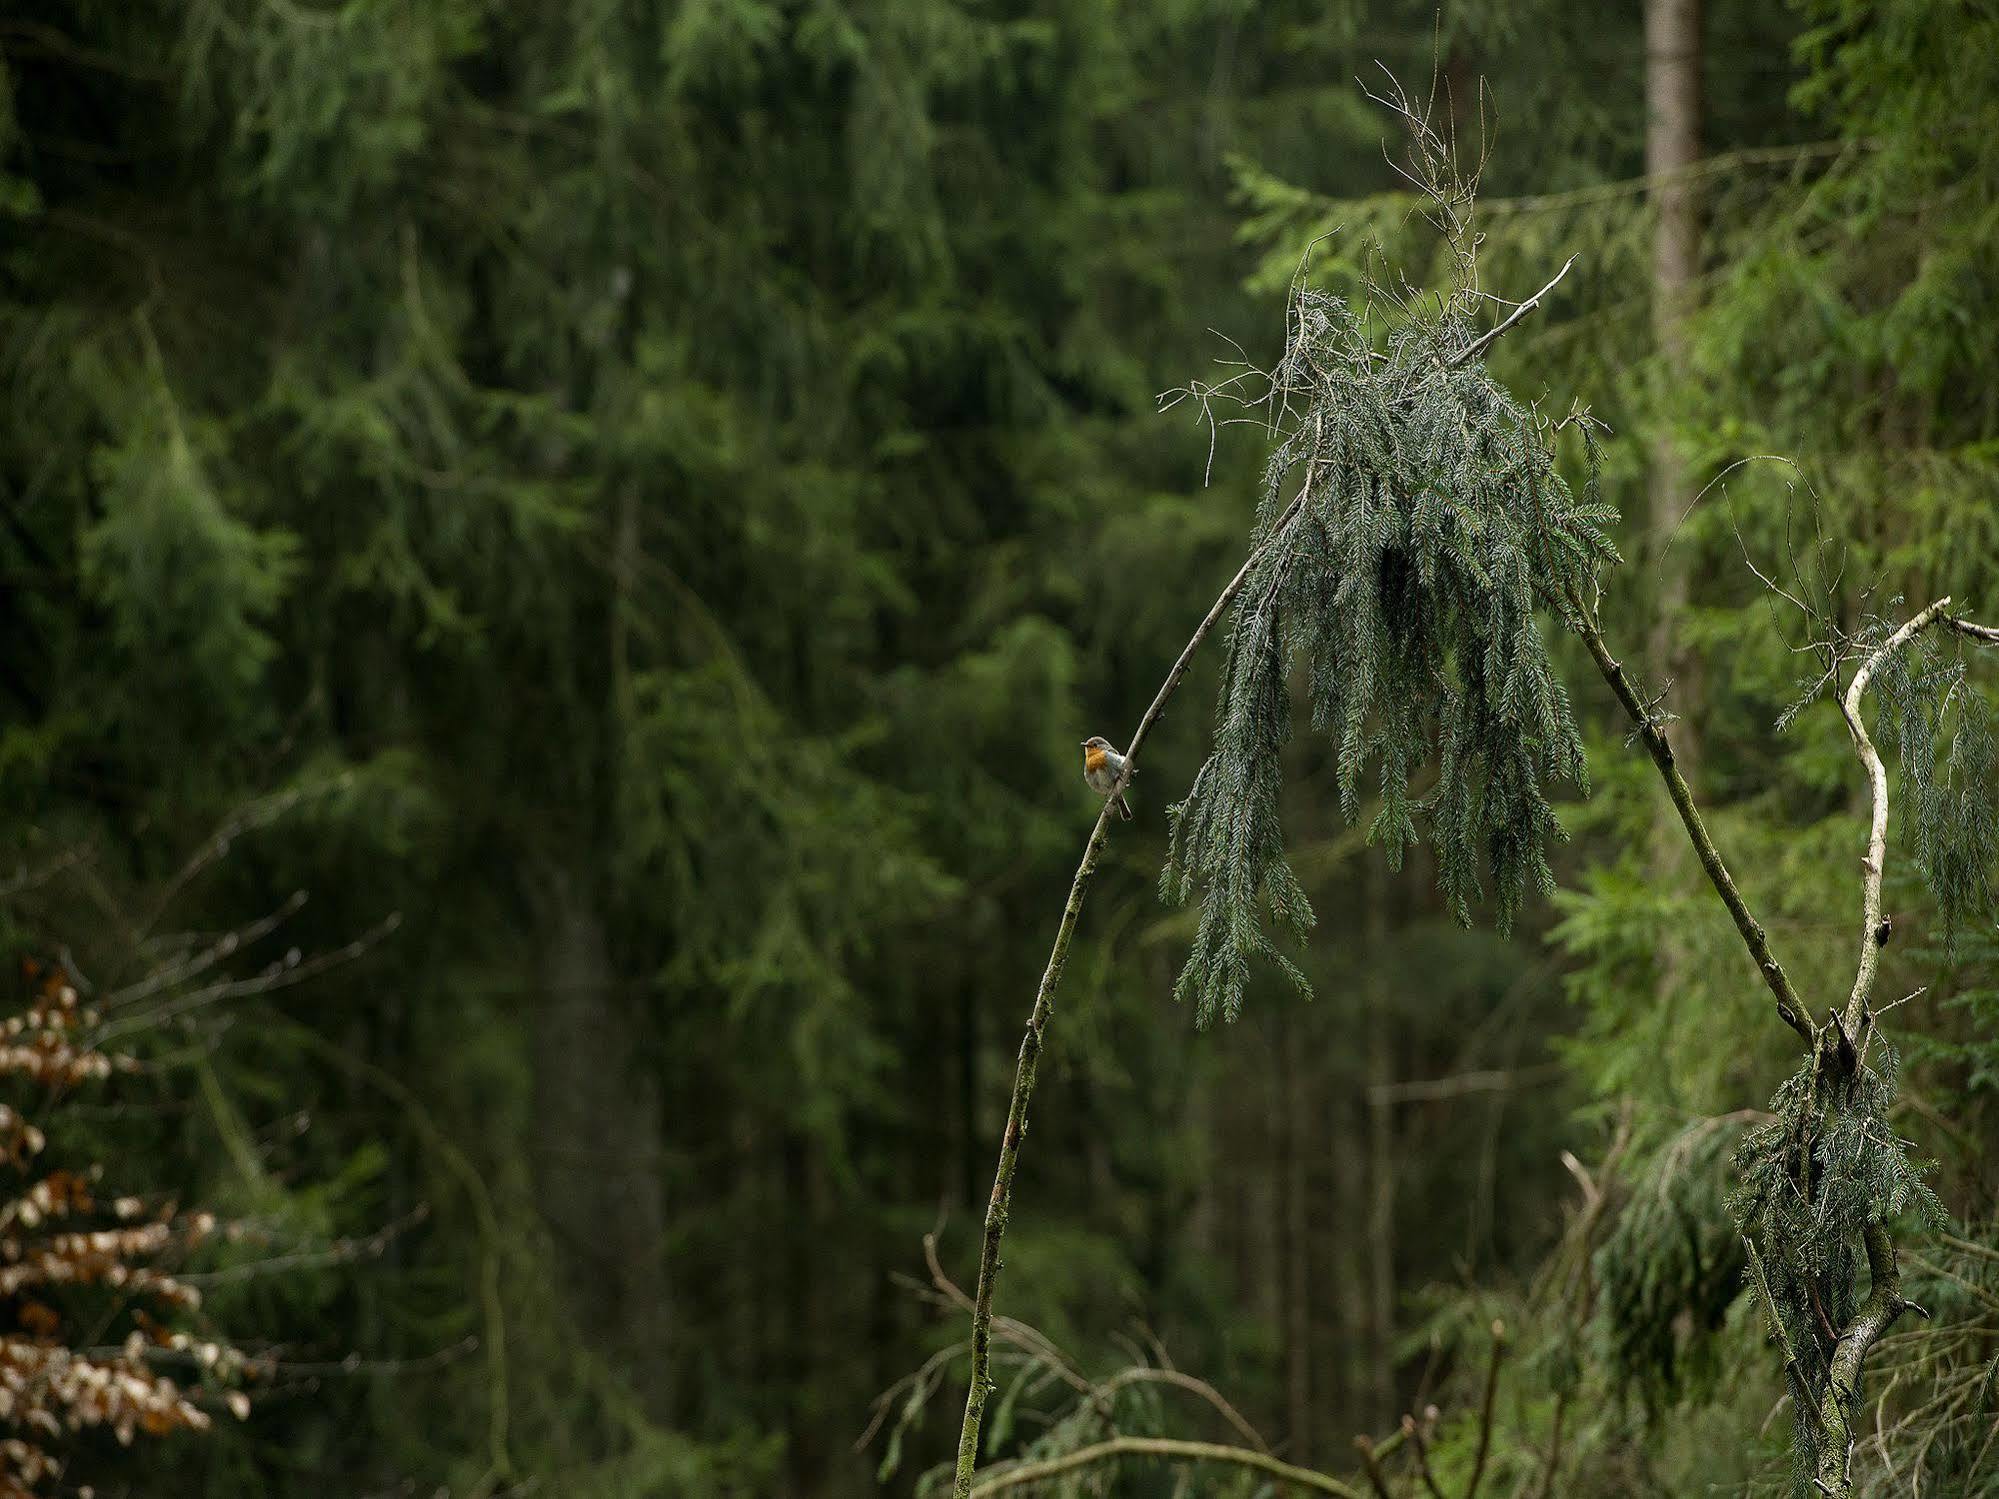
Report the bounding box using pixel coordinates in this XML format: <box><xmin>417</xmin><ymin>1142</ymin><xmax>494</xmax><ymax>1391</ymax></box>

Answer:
<box><xmin>0</xmin><ymin>960</ymin><xmax>249</xmax><ymax>1493</ymax></box>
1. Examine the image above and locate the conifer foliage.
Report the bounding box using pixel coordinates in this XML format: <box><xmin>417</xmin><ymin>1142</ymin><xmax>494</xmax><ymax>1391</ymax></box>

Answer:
<box><xmin>1163</xmin><ymin>100</ymin><xmax>1615</xmax><ymax>1026</ymax></box>
<box><xmin>1164</xmin><ymin>85</ymin><xmax>1999</xmax><ymax>1498</ymax></box>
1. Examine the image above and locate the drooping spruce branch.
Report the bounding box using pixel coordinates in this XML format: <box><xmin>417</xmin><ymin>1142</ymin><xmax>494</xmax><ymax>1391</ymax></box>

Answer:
<box><xmin>1157</xmin><ymin>291</ymin><xmax>1616</xmax><ymax>1023</ymax></box>
<box><xmin>948</xmin><ymin>270</ymin><xmax>1574</xmax><ymax>1498</ymax></box>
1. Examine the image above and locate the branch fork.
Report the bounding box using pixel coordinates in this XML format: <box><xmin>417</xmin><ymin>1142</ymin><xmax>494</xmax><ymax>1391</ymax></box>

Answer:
<box><xmin>1590</xmin><ymin>587</ymin><xmax>1996</xmax><ymax>1498</ymax></box>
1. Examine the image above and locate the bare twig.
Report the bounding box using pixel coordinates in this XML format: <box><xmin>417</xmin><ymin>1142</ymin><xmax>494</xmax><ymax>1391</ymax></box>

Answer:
<box><xmin>919</xmin><ymin>1231</ymin><xmax>1270</xmax><ymax>1451</ymax></box>
<box><xmin>1463</xmin><ymin>1321</ymin><xmax>1506</xmax><ymax>1499</ymax></box>
<box><xmin>1401</xmin><ymin>1415</ymin><xmax>1447</xmax><ymax>1499</ymax></box>
<box><xmin>1098</xmin><ymin>1368</ymin><xmax>1271</xmax><ymax>1455</ymax></box>
<box><xmin>1451</xmin><ymin>256</ymin><xmax>1577</xmax><ymax>366</ymax></box>
<box><xmin>1354</xmin><ymin>1433</ymin><xmax>1398</xmax><ymax>1499</ymax></box>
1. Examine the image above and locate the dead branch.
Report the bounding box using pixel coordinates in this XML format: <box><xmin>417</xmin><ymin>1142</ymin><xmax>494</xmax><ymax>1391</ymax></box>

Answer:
<box><xmin>1837</xmin><ymin>596</ymin><xmax>1952</xmax><ymax>1033</ymax></box>
<box><xmin>966</xmin><ymin>1436</ymin><xmax>1365</xmax><ymax>1497</ymax></box>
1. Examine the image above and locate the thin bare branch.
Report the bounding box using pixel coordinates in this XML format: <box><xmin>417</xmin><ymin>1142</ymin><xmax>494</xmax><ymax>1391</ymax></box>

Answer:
<box><xmin>1946</xmin><ymin>614</ymin><xmax>1999</xmax><ymax>645</ymax></box>
<box><xmin>967</xmin><ymin>1436</ymin><xmax>1365</xmax><ymax>1497</ymax></box>
<box><xmin>1572</xmin><ymin>603</ymin><xmax>1814</xmax><ymax>1043</ymax></box>
<box><xmin>1451</xmin><ymin>256</ymin><xmax>1577</xmax><ymax>366</ymax></box>
<box><xmin>1463</xmin><ymin>1321</ymin><xmax>1506</xmax><ymax>1499</ymax></box>
<box><xmin>1354</xmin><ymin>1434</ymin><xmax>1398</xmax><ymax>1499</ymax></box>
<box><xmin>1401</xmin><ymin>1414</ymin><xmax>1447</xmax><ymax>1499</ymax></box>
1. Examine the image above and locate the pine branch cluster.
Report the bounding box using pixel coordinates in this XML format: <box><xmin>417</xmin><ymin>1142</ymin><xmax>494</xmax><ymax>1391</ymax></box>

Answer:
<box><xmin>1161</xmin><ymin>285</ymin><xmax>1617</xmax><ymax>1024</ymax></box>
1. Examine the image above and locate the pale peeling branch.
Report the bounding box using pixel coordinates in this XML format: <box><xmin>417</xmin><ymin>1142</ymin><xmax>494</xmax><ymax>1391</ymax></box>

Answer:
<box><xmin>1813</xmin><ymin>1223</ymin><xmax>1915</xmax><ymax>1494</ymax></box>
<box><xmin>1837</xmin><ymin>597</ymin><xmax>1952</xmax><ymax>1034</ymax></box>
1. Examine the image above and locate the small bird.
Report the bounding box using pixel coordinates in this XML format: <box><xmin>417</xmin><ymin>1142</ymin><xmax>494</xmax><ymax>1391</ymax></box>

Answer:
<box><xmin>1080</xmin><ymin>736</ymin><xmax>1133</xmax><ymax>820</ymax></box>
<box><xmin>1875</xmin><ymin>914</ymin><xmax>1893</xmax><ymax>948</ymax></box>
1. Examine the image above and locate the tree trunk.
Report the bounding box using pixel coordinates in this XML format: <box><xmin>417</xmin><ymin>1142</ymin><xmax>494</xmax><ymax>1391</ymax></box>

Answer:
<box><xmin>1281</xmin><ymin>1015</ymin><xmax>1312</xmax><ymax>1465</ymax></box>
<box><xmin>1329</xmin><ymin>1070</ymin><xmax>1367</xmax><ymax>1428</ymax></box>
<box><xmin>1645</xmin><ymin>0</ymin><xmax>1703</xmax><ymax>762</ymax></box>
<box><xmin>1645</xmin><ymin>0</ymin><xmax>1705</xmax><ymax>1077</ymax></box>
<box><xmin>1365</xmin><ymin>865</ymin><xmax>1397</xmax><ymax>1430</ymax></box>
<box><xmin>530</xmin><ymin>872</ymin><xmax>671</xmax><ymax>1414</ymax></box>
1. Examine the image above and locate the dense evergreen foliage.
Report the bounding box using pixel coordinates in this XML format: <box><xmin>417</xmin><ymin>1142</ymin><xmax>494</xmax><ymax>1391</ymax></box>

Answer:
<box><xmin>1</xmin><ymin>2</ymin><xmax>1997</xmax><ymax>1496</ymax></box>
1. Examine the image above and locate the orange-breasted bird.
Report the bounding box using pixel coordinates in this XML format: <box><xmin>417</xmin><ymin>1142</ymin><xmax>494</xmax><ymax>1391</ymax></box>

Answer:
<box><xmin>1081</xmin><ymin>736</ymin><xmax>1133</xmax><ymax>820</ymax></box>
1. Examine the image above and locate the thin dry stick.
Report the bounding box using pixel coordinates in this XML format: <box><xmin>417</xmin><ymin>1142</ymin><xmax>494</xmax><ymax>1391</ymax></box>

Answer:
<box><xmin>921</xmin><ymin>1230</ymin><xmax>1270</xmax><ymax>1452</ymax></box>
<box><xmin>1354</xmin><ymin>1433</ymin><xmax>1397</xmax><ymax>1499</ymax></box>
<box><xmin>1463</xmin><ymin>1321</ymin><xmax>1506</xmax><ymax>1499</ymax></box>
<box><xmin>967</xmin><ymin>1436</ymin><xmax>1365</xmax><ymax>1497</ymax></box>
<box><xmin>1452</xmin><ymin>256</ymin><xmax>1576</xmax><ymax>366</ymax></box>
<box><xmin>1402</xmin><ymin>1414</ymin><xmax>1447</xmax><ymax>1499</ymax></box>
<box><xmin>949</xmin><ymin>275</ymin><xmax>1570</xmax><ymax>1497</ymax></box>
<box><xmin>1097</xmin><ymin>1368</ymin><xmax>1271</xmax><ymax>1454</ymax></box>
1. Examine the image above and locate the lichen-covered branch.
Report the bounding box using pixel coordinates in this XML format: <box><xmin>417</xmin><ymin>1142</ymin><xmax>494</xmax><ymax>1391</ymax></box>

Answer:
<box><xmin>1811</xmin><ymin>1224</ymin><xmax>1914</xmax><ymax>1494</ymax></box>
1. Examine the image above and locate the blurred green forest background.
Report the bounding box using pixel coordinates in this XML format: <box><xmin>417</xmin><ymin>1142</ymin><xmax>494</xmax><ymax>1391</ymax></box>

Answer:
<box><xmin>3</xmin><ymin>0</ymin><xmax>1999</xmax><ymax>1494</ymax></box>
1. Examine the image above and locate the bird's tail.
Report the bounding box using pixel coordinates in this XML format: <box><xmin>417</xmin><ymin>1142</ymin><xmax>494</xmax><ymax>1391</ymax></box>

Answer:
<box><xmin>1114</xmin><ymin>794</ymin><xmax>1132</xmax><ymax>821</ymax></box>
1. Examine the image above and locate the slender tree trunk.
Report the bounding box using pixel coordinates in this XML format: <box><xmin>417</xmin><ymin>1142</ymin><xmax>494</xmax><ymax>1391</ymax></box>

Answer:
<box><xmin>1329</xmin><ymin>1069</ymin><xmax>1366</xmax><ymax>1426</ymax></box>
<box><xmin>1365</xmin><ymin>865</ymin><xmax>1397</xmax><ymax>1430</ymax></box>
<box><xmin>1281</xmin><ymin>1016</ymin><xmax>1312</xmax><ymax>1466</ymax></box>
<box><xmin>530</xmin><ymin>874</ymin><xmax>671</xmax><ymax>1414</ymax></box>
<box><xmin>1645</xmin><ymin>0</ymin><xmax>1704</xmax><ymax>1081</ymax></box>
<box><xmin>1645</xmin><ymin>0</ymin><xmax>1703</xmax><ymax>764</ymax></box>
